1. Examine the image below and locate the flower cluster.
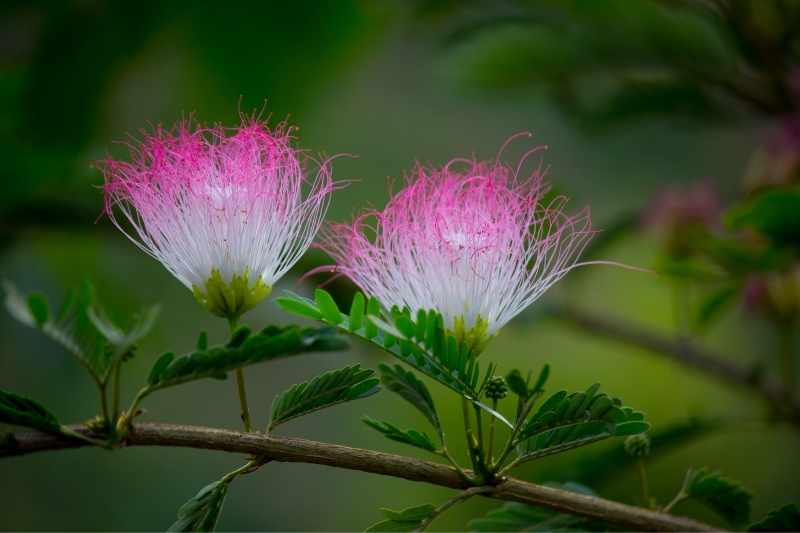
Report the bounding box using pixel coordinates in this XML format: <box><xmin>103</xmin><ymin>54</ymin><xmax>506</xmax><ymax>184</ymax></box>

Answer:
<box><xmin>99</xmin><ymin>116</ymin><xmax>333</xmax><ymax>321</ymax></box>
<box><xmin>102</xmin><ymin>117</ymin><xmax>598</xmax><ymax>349</ymax></box>
<box><xmin>315</xmin><ymin>141</ymin><xmax>594</xmax><ymax>352</ymax></box>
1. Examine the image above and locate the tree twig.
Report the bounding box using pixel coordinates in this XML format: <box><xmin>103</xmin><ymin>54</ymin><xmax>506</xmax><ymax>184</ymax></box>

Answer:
<box><xmin>0</xmin><ymin>422</ymin><xmax>716</xmax><ymax>532</ymax></box>
<box><xmin>547</xmin><ymin>303</ymin><xmax>800</xmax><ymax>426</ymax></box>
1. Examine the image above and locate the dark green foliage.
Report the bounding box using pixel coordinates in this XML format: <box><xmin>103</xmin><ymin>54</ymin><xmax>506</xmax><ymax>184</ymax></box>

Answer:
<box><xmin>514</xmin><ymin>385</ymin><xmax>649</xmax><ymax>465</ymax></box>
<box><xmin>365</xmin><ymin>504</ymin><xmax>437</xmax><ymax>532</ymax></box>
<box><xmin>269</xmin><ymin>364</ymin><xmax>379</xmax><ymax>431</ymax></box>
<box><xmin>749</xmin><ymin>504</ymin><xmax>800</xmax><ymax>532</ymax></box>
<box><xmin>4</xmin><ymin>281</ymin><xmax>158</xmax><ymax>383</ymax></box>
<box><xmin>469</xmin><ymin>482</ymin><xmax>607</xmax><ymax>531</ymax></box>
<box><xmin>168</xmin><ymin>480</ymin><xmax>230</xmax><ymax>532</ymax></box>
<box><xmin>378</xmin><ymin>364</ymin><xmax>440</xmax><ymax>431</ymax></box>
<box><xmin>276</xmin><ymin>291</ymin><xmax>508</xmax><ymax>426</ymax></box>
<box><xmin>726</xmin><ymin>186</ymin><xmax>800</xmax><ymax>247</ymax></box>
<box><xmin>362</xmin><ymin>416</ymin><xmax>438</xmax><ymax>453</ymax></box>
<box><xmin>0</xmin><ymin>389</ymin><xmax>61</xmax><ymax>433</ymax></box>
<box><xmin>682</xmin><ymin>468</ymin><xmax>752</xmax><ymax>527</ymax></box>
<box><xmin>146</xmin><ymin>326</ymin><xmax>347</xmax><ymax>392</ymax></box>
<box><xmin>435</xmin><ymin>0</ymin><xmax>800</xmax><ymax>129</ymax></box>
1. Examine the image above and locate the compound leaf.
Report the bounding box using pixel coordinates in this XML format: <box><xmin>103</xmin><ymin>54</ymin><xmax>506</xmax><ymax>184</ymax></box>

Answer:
<box><xmin>378</xmin><ymin>364</ymin><xmax>440</xmax><ymax>431</ymax></box>
<box><xmin>749</xmin><ymin>504</ymin><xmax>800</xmax><ymax>532</ymax></box>
<box><xmin>0</xmin><ymin>389</ymin><xmax>61</xmax><ymax>433</ymax></box>
<box><xmin>365</xmin><ymin>504</ymin><xmax>437</xmax><ymax>532</ymax></box>
<box><xmin>683</xmin><ymin>468</ymin><xmax>752</xmax><ymax>526</ymax></box>
<box><xmin>362</xmin><ymin>416</ymin><xmax>438</xmax><ymax>453</ymax></box>
<box><xmin>146</xmin><ymin>326</ymin><xmax>347</xmax><ymax>392</ymax></box>
<box><xmin>269</xmin><ymin>364</ymin><xmax>379</xmax><ymax>431</ymax></box>
<box><xmin>168</xmin><ymin>479</ymin><xmax>230</xmax><ymax>532</ymax></box>
<box><xmin>512</xmin><ymin>385</ymin><xmax>649</xmax><ymax>466</ymax></box>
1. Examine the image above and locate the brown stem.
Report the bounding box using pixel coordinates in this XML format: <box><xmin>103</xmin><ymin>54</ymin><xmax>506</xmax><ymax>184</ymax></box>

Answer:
<box><xmin>548</xmin><ymin>303</ymin><xmax>800</xmax><ymax>426</ymax></box>
<box><xmin>1</xmin><ymin>423</ymin><xmax>716</xmax><ymax>532</ymax></box>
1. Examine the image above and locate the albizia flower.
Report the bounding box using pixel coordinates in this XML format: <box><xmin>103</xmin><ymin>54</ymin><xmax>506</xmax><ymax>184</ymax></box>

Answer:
<box><xmin>100</xmin><ymin>116</ymin><xmax>334</xmax><ymax>320</ymax></box>
<box><xmin>317</xmin><ymin>138</ymin><xmax>596</xmax><ymax>353</ymax></box>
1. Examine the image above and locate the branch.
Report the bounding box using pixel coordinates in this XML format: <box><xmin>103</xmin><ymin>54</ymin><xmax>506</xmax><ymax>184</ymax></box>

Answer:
<box><xmin>548</xmin><ymin>304</ymin><xmax>800</xmax><ymax>426</ymax></box>
<box><xmin>0</xmin><ymin>422</ymin><xmax>715</xmax><ymax>532</ymax></box>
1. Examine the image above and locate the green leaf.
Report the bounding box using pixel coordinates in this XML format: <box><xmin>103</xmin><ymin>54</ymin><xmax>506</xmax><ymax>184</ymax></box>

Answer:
<box><xmin>505</xmin><ymin>369</ymin><xmax>530</xmax><ymax>399</ymax></box>
<box><xmin>683</xmin><ymin>468</ymin><xmax>752</xmax><ymax>526</ymax></box>
<box><xmin>363</xmin><ymin>416</ymin><xmax>438</xmax><ymax>453</ymax></box>
<box><xmin>0</xmin><ymin>389</ymin><xmax>61</xmax><ymax>433</ymax></box>
<box><xmin>168</xmin><ymin>480</ymin><xmax>230</xmax><ymax>532</ymax></box>
<box><xmin>269</xmin><ymin>364</ymin><xmax>379</xmax><ymax>431</ymax></box>
<box><xmin>196</xmin><ymin>331</ymin><xmax>208</xmax><ymax>351</ymax></box>
<box><xmin>531</xmin><ymin>364</ymin><xmax>550</xmax><ymax>394</ymax></box>
<box><xmin>147</xmin><ymin>326</ymin><xmax>348</xmax><ymax>392</ymax></box>
<box><xmin>275</xmin><ymin>295</ymin><xmax>323</xmax><ymax>320</ymax></box>
<box><xmin>315</xmin><ymin>288</ymin><xmax>343</xmax><ymax>325</ymax></box>
<box><xmin>469</xmin><ymin>482</ymin><xmax>607</xmax><ymax>531</ymax></box>
<box><xmin>349</xmin><ymin>292</ymin><xmax>366</xmax><ymax>332</ymax></box>
<box><xmin>726</xmin><ymin>186</ymin><xmax>800</xmax><ymax>246</ymax></box>
<box><xmin>513</xmin><ymin>385</ymin><xmax>649</xmax><ymax>466</ymax></box>
<box><xmin>27</xmin><ymin>293</ymin><xmax>49</xmax><ymax>326</ymax></box>
<box><xmin>378</xmin><ymin>364</ymin><xmax>440</xmax><ymax>431</ymax></box>
<box><xmin>148</xmin><ymin>352</ymin><xmax>175</xmax><ymax>386</ymax></box>
<box><xmin>613</xmin><ymin>421</ymin><xmax>651</xmax><ymax>436</ymax></box>
<box><xmin>749</xmin><ymin>504</ymin><xmax>800</xmax><ymax>532</ymax></box>
<box><xmin>366</xmin><ymin>504</ymin><xmax>437</xmax><ymax>532</ymax></box>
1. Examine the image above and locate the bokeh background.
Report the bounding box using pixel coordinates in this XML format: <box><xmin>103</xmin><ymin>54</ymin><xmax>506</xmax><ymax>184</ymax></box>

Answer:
<box><xmin>1</xmin><ymin>1</ymin><xmax>799</xmax><ymax>530</ymax></box>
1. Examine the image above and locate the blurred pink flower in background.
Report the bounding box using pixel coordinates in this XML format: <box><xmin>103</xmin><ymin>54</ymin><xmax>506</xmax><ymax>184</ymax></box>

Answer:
<box><xmin>641</xmin><ymin>180</ymin><xmax>722</xmax><ymax>233</ymax></box>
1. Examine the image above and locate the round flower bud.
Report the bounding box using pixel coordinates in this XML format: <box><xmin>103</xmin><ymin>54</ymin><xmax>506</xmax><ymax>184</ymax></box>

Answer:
<box><xmin>485</xmin><ymin>376</ymin><xmax>508</xmax><ymax>401</ymax></box>
<box><xmin>624</xmin><ymin>433</ymin><xmax>651</xmax><ymax>458</ymax></box>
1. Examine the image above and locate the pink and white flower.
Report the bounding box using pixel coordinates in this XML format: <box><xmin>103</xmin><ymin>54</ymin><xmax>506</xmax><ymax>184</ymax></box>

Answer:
<box><xmin>99</xmin><ymin>116</ymin><xmax>334</xmax><ymax>319</ymax></box>
<box><xmin>316</xmin><ymin>136</ymin><xmax>596</xmax><ymax>350</ymax></box>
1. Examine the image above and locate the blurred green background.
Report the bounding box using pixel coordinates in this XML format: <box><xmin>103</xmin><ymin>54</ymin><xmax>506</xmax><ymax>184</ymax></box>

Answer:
<box><xmin>1</xmin><ymin>0</ymin><xmax>798</xmax><ymax>530</ymax></box>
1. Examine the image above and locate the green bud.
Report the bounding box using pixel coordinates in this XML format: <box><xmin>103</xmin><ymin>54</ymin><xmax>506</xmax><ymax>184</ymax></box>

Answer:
<box><xmin>192</xmin><ymin>269</ymin><xmax>271</xmax><ymax>321</ymax></box>
<box><xmin>624</xmin><ymin>433</ymin><xmax>651</xmax><ymax>458</ymax></box>
<box><xmin>485</xmin><ymin>376</ymin><xmax>508</xmax><ymax>401</ymax></box>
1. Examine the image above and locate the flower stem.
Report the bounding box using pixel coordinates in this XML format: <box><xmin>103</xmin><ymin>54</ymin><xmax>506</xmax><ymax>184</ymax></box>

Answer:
<box><xmin>98</xmin><ymin>382</ymin><xmax>110</xmax><ymax>428</ymax></box>
<box><xmin>461</xmin><ymin>397</ymin><xmax>479</xmax><ymax>471</ymax></box>
<box><xmin>111</xmin><ymin>363</ymin><xmax>122</xmax><ymax>426</ymax></box>
<box><xmin>229</xmin><ymin>316</ymin><xmax>253</xmax><ymax>432</ymax></box>
<box><xmin>487</xmin><ymin>399</ymin><xmax>498</xmax><ymax>465</ymax></box>
<box><xmin>235</xmin><ymin>369</ymin><xmax>253</xmax><ymax>432</ymax></box>
<box><xmin>636</xmin><ymin>459</ymin><xmax>651</xmax><ymax>508</ymax></box>
<box><xmin>473</xmin><ymin>404</ymin><xmax>485</xmax><ymax>452</ymax></box>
